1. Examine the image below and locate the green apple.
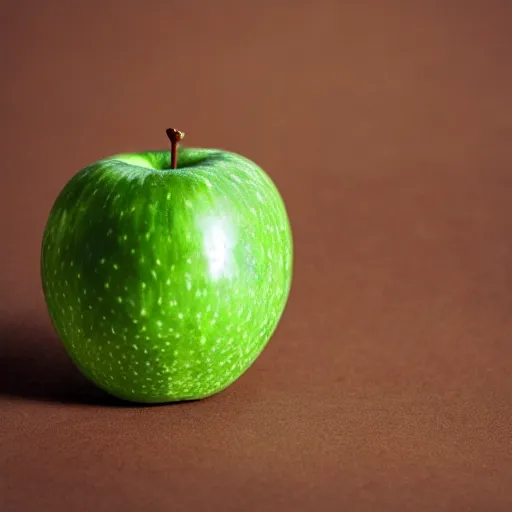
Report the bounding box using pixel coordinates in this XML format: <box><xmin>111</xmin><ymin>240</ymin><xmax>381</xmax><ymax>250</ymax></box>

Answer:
<box><xmin>40</xmin><ymin>130</ymin><xmax>293</xmax><ymax>403</ymax></box>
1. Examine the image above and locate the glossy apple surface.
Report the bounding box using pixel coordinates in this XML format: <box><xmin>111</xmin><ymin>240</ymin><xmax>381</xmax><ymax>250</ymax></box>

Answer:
<box><xmin>41</xmin><ymin>147</ymin><xmax>293</xmax><ymax>403</ymax></box>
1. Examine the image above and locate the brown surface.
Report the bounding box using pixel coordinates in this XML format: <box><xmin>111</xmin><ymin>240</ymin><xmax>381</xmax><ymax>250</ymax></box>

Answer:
<box><xmin>1</xmin><ymin>1</ymin><xmax>512</xmax><ymax>510</ymax></box>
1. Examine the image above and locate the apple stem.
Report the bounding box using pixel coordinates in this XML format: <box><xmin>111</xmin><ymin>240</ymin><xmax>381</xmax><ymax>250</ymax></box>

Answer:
<box><xmin>165</xmin><ymin>128</ymin><xmax>185</xmax><ymax>169</ymax></box>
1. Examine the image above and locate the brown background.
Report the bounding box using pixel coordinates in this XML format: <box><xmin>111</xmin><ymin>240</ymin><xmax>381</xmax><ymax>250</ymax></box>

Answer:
<box><xmin>1</xmin><ymin>1</ymin><xmax>511</xmax><ymax>510</ymax></box>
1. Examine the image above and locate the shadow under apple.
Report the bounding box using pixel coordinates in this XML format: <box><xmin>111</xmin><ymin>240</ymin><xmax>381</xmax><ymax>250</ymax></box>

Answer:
<box><xmin>0</xmin><ymin>315</ymin><xmax>135</xmax><ymax>407</ymax></box>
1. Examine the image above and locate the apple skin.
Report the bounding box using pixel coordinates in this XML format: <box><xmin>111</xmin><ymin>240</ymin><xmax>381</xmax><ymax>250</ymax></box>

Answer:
<box><xmin>40</xmin><ymin>147</ymin><xmax>293</xmax><ymax>403</ymax></box>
